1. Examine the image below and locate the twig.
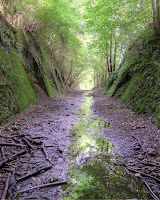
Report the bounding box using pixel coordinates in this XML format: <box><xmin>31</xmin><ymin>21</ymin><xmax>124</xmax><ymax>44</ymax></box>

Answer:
<box><xmin>41</xmin><ymin>144</ymin><xmax>54</xmax><ymax>165</ymax></box>
<box><xmin>1</xmin><ymin>138</ymin><xmax>6</xmax><ymax>159</ymax></box>
<box><xmin>0</xmin><ymin>150</ymin><xmax>26</xmax><ymax>168</ymax></box>
<box><xmin>41</xmin><ymin>144</ymin><xmax>49</xmax><ymax>159</ymax></box>
<box><xmin>1</xmin><ymin>173</ymin><xmax>11</xmax><ymax>200</ymax></box>
<box><xmin>110</xmin><ymin>166</ymin><xmax>115</xmax><ymax>172</ymax></box>
<box><xmin>132</xmin><ymin>135</ymin><xmax>145</xmax><ymax>152</ymax></box>
<box><xmin>124</xmin><ymin>166</ymin><xmax>130</xmax><ymax>176</ymax></box>
<box><xmin>142</xmin><ymin>179</ymin><xmax>160</xmax><ymax>200</ymax></box>
<box><xmin>8</xmin><ymin>170</ymin><xmax>17</xmax><ymax>199</ymax></box>
<box><xmin>21</xmin><ymin>196</ymin><xmax>39</xmax><ymax>200</ymax></box>
<box><xmin>16</xmin><ymin>166</ymin><xmax>52</xmax><ymax>182</ymax></box>
<box><xmin>18</xmin><ymin>180</ymin><xmax>68</xmax><ymax>194</ymax></box>
<box><xmin>114</xmin><ymin>162</ymin><xmax>160</xmax><ymax>183</ymax></box>
<box><xmin>13</xmin><ymin>134</ymin><xmax>25</xmax><ymax>138</ymax></box>
<box><xmin>31</xmin><ymin>136</ymin><xmax>48</xmax><ymax>139</ymax></box>
<box><xmin>25</xmin><ymin>137</ymin><xmax>43</xmax><ymax>145</ymax></box>
<box><xmin>142</xmin><ymin>162</ymin><xmax>160</xmax><ymax>168</ymax></box>
<box><xmin>2</xmin><ymin>169</ymin><xmax>21</xmax><ymax>176</ymax></box>
<box><xmin>126</xmin><ymin>166</ymin><xmax>160</xmax><ymax>183</ymax></box>
<box><xmin>12</xmin><ymin>137</ymin><xmax>21</xmax><ymax>143</ymax></box>
<box><xmin>22</xmin><ymin>138</ymin><xmax>34</xmax><ymax>149</ymax></box>
<box><xmin>0</xmin><ymin>143</ymin><xmax>26</xmax><ymax>147</ymax></box>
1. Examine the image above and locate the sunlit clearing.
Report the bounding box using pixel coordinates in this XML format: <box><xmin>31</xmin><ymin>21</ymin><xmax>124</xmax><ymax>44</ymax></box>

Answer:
<box><xmin>79</xmin><ymin>69</ymin><xmax>94</xmax><ymax>90</ymax></box>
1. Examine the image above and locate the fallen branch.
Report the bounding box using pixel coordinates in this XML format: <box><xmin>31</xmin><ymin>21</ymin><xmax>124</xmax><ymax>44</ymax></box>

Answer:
<box><xmin>1</xmin><ymin>173</ymin><xmax>11</xmax><ymax>200</ymax></box>
<box><xmin>142</xmin><ymin>162</ymin><xmax>160</xmax><ymax>168</ymax></box>
<box><xmin>13</xmin><ymin>134</ymin><xmax>25</xmax><ymax>138</ymax></box>
<box><xmin>126</xmin><ymin>166</ymin><xmax>160</xmax><ymax>183</ymax></box>
<box><xmin>31</xmin><ymin>136</ymin><xmax>47</xmax><ymax>139</ymax></box>
<box><xmin>41</xmin><ymin>144</ymin><xmax>49</xmax><ymax>159</ymax></box>
<box><xmin>25</xmin><ymin>137</ymin><xmax>43</xmax><ymax>145</ymax></box>
<box><xmin>16</xmin><ymin>166</ymin><xmax>52</xmax><ymax>182</ymax></box>
<box><xmin>109</xmin><ymin>166</ymin><xmax>115</xmax><ymax>172</ymax></box>
<box><xmin>1</xmin><ymin>138</ymin><xmax>6</xmax><ymax>159</ymax></box>
<box><xmin>22</xmin><ymin>138</ymin><xmax>34</xmax><ymax>149</ymax></box>
<box><xmin>124</xmin><ymin>167</ymin><xmax>130</xmax><ymax>176</ymax></box>
<box><xmin>132</xmin><ymin>135</ymin><xmax>145</xmax><ymax>152</ymax></box>
<box><xmin>2</xmin><ymin>169</ymin><xmax>21</xmax><ymax>176</ymax></box>
<box><xmin>0</xmin><ymin>150</ymin><xmax>26</xmax><ymax>168</ymax></box>
<box><xmin>8</xmin><ymin>171</ymin><xmax>17</xmax><ymax>199</ymax></box>
<box><xmin>142</xmin><ymin>179</ymin><xmax>160</xmax><ymax>200</ymax></box>
<box><xmin>0</xmin><ymin>143</ymin><xmax>26</xmax><ymax>147</ymax></box>
<box><xmin>18</xmin><ymin>180</ymin><xmax>68</xmax><ymax>194</ymax></box>
<box><xmin>12</xmin><ymin>137</ymin><xmax>21</xmax><ymax>143</ymax></box>
<box><xmin>41</xmin><ymin>144</ymin><xmax>54</xmax><ymax>165</ymax></box>
<box><xmin>113</xmin><ymin>162</ymin><xmax>160</xmax><ymax>183</ymax></box>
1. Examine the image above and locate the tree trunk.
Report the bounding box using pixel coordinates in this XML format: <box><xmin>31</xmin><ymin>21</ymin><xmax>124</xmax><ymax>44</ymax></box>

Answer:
<box><xmin>56</xmin><ymin>68</ymin><xmax>66</xmax><ymax>91</ymax></box>
<box><xmin>113</xmin><ymin>38</ymin><xmax>117</xmax><ymax>71</ymax></box>
<box><xmin>151</xmin><ymin>0</ymin><xmax>160</xmax><ymax>34</ymax></box>
<box><xmin>65</xmin><ymin>59</ymin><xmax>73</xmax><ymax>84</ymax></box>
<box><xmin>106</xmin><ymin>50</ymin><xmax>110</xmax><ymax>72</ymax></box>
<box><xmin>156</xmin><ymin>0</ymin><xmax>160</xmax><ymax>33</ymax></box>
<box><xmin>109</xmin><ymin>36</ymin><xmax>113</xmax><ymax>72</ymax></box>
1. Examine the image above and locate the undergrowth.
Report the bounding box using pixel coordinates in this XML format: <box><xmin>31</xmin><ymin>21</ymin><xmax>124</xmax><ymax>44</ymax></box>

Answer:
<box><xmin>103</xmin><ymin>34</ymin><xmax>160</xmax><ymax>127</ymax></box>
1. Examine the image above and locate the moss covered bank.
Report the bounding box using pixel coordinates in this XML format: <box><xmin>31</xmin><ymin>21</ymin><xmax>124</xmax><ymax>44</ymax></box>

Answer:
<box><xmin>0</xmin><ymin>14</ymin><xmax>55</xmax><ymax>125</ymax></box>
<box><xmin>103</xmin><ymin>34</ymin><xmax>160</xmax><ymax>127</ymax></box>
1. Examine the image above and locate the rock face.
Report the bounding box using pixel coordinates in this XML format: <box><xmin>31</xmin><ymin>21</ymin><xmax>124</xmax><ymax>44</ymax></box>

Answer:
<box><xmin>0</xmin><ymin>14</ymin><xmax>55</xmax><ymax>125</ymax></box>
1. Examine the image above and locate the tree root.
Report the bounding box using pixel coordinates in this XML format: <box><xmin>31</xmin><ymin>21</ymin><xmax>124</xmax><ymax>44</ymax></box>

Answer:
<box><xmin>17</xmin><ymin>165</ymin><xmax>52</xmax><ymax>182</ymax></box>
<box><xmin>0</xmin><ymin>143</ymin><xmax>26</xmax><ymax>147</ymax></box>
<box><xmin>142</xmin><ymin>179</ymin><xmax>160</xmax><ymax>200</ymax></box>
<box><xmin>1</xmin><ymin>173</ymin><xmax>11</xmax><ymax>200</ymax></box>
<box><xmin>18</xmin><ymin>181</ymin><xmax>68</xmax><ymax>194</ymax></box>
<box><xmin>0</xmin><ymin>150</ymin><xmax>26</xmax><ymax>168</ymax></box>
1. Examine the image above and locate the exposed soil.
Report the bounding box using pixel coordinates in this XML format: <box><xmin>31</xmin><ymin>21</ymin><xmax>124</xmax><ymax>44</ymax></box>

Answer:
<box><xmin>0</xmin><ymin>88</ymin><xmax>160</xmax><ymax>199</ymax></box>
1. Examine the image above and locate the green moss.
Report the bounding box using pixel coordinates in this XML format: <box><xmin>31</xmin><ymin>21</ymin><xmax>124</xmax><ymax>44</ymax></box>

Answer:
<box><xmin>43</xmin><ymin>74</ymin><xmax>55</xmax><ymax>98</ymax></box>
<box><xmin>120</xmin><ymin>73</ymin><xmax>144</xmax><ymax>104</ymax></box>
<box><xmin>9</xmin><ymin>50</ymin><xmax>37</xmax><ymax>110</ymax></box>
<box><xmin>37</xmin><ymin>44</ymin><xmax>56</xmax><ymax>98</ymax></box>
<box><xmin>0</xmin><ymin>47</ymin><xmax>37</xmax><ymax>121</ymax></box>
<box><xmin>104</xmin><ymin>34</ymin><xmax>160</xmax><ymax>127</ymax></box>
<box><xmin>0</xmin><ymin>47</ymin><xmax>11</xmax><ymax>65</ymax></box>
<box><xmin>55</xmin><ymin>79</ymin><xmax>62</xmax><ymax>94</ymax></box>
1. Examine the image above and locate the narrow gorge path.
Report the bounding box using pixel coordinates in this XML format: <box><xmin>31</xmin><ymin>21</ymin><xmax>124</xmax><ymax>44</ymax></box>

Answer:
<box><xmin>0</xmin><ymin>89</ymin><xmax>160</xmax><ymax>199</ymax></box>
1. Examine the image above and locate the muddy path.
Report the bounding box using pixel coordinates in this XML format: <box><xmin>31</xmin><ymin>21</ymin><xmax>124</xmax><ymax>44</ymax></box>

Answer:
<box><xmin>0</xmin><ymin>89</ymin><xmax>160</xmax><ymax>199</ymax></box>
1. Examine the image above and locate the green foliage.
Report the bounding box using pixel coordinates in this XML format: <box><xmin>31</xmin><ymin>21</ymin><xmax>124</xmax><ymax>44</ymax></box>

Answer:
<box><xmin>105</xmin><ymin>35</ymin><xmax>160</xmax><ymax>127</ymax></box>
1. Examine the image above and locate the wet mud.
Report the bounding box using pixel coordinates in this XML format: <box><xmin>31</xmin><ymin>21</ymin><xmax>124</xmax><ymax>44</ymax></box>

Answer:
<box><xmin>0</xmin><ymin>89</ymin><xmax>160</xmax><ymax>199</ymax></box>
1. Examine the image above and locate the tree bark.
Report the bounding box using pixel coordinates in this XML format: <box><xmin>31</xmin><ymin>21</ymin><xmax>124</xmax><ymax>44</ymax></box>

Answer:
<box><xmin>109</xmin><ymin>35</ymin><xmax>113</xmax><ymax>72</ymax></box>
<box><xmin>113</xmin><ymin>38</ymin><xmax>117</xmax><ymax>71</ymax></box>
<box><xmin>65</xmin><ymin>59</ymin><xmax>73</xmax><ymax>84</ymax></box>
<box><xmin>151</xmin><ymin>0</ymin><xmax>160</xmax><ymax>34</ymax></box>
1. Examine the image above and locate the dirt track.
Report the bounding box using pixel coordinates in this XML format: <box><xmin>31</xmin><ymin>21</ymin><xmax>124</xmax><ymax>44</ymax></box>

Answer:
<box><xmin>0</xmin><ymin>89</ymin><xmax>160</xmax><ymax>199</ymax></box>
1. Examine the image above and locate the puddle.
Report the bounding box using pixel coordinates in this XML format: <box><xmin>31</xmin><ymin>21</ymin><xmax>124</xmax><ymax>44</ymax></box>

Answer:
<box><xmin>62</xmin><ymin>92</ymin><xmax>151</xmax><ymax>199</ymax></box>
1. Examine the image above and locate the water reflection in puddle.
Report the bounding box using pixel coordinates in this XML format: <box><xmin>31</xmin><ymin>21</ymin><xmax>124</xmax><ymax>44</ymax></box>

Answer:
<box><xmin>62</xmin><ymin>92</ymin><xmax>150</xmax><ymax>199</ymax></box>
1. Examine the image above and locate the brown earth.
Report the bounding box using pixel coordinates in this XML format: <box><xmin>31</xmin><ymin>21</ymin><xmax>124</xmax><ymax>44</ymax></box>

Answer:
<box><xmin>0</xmin><ymin>88</ymin><xmax>160</xmax><ymax>199</ymax></box>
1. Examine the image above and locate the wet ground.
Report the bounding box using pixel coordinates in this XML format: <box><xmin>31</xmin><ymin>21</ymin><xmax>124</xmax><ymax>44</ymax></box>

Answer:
<box><xmin>0</xmin><ymin>88</ymin><xmax>160</xmax><ymax>199</ymax></box>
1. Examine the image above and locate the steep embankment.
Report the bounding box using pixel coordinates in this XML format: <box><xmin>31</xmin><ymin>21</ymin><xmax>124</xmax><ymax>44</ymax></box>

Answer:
<box><xmin>0</xmin><ymin>14</ymin><xmax>55</xmax><ymax>125</ymax></box>
<box><xmin>103</xmin><ymin>34</ymin><xmax>160</xmax><ymax>127</ymax></box>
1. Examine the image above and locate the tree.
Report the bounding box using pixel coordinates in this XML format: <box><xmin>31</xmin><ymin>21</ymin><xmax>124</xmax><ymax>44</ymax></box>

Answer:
<box><xmin>151</xmin><ymin>0</ymin><xmax>160</xmax><ymax>34</ymax></box>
